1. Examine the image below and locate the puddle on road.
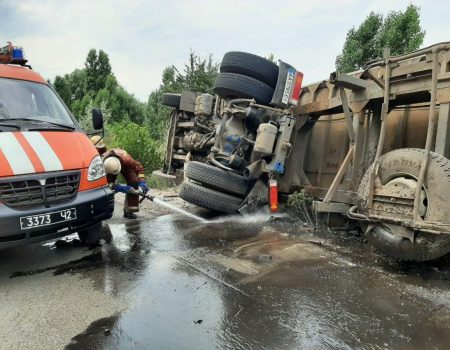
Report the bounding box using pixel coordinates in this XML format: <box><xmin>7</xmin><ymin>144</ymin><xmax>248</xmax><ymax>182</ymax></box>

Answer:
<box><xmin>3</xmin><ymin>208</ymin><xmax>449</xmax><ymax>349</ymax></box>
<box><xmin>59</xmin><ymin>211</ymin><xmax>450</xmax><ymax>350</ymax></box>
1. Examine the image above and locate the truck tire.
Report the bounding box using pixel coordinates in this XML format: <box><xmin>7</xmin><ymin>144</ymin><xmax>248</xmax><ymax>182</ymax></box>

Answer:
<box><xmin>220</xmin><ymin>52</ymin><xmax>279</xmax><ymax>88</ymax></box>
<box><xmin>357</xmin><ymin>148</ymin><xmax>450</xmax><ymax>261</ymax></box>
<box><xmin>185</xmin><ymin>161</ymin><xmax>249</xmax><ymax>197</ymax></box>
<box><xmin>213</xmin><ymin>73</ymin><xmax>274</xmax><ymax>105</ymax></box>
<box><xmin>179</xmin><ymin>182</ymin><xmax>242</xmax><ymax>214</ymax></box>
<box><xmin>78</xmin><ymin>223</ymin><xmax>102</xmax><ymax>246</ymax></box>
<box><xmin>162</xmin><ymin>93</ymin><xmax>181</xmax><ymax>108</ymax></box>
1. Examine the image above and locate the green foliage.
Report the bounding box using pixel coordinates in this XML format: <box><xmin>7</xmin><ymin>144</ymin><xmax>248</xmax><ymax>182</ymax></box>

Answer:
<box><xmin>266</xmin><ymin>53</ymin><xmax>276</xmax><ymax>64</ymax></box>
<box><xmin>85</xmin><ymin>49</ymin><xmax>112</xmax><ymax>92</ymax></box>
<box><xmin>145</xmin><ymin>50</ymin><xmax>218</xmax><ymax>141</ymax></box>
<box><xmin>336</xmin><ymin>4</ymin><xmax>425</xmax><ymax>72</ymax></box>
<box><xmin>53</xmin><ymin>50</ymin><xmax>145</xmax><ymax>126</ymax></box>
<box><xmin>147</xmin><ymin>173</ymin><xmax>175</xmax><ymax>190</ymax></box>
<box><xmin>107</xmin><ymin>121</ymin><xmax>163</xmax><ymax>174</ymax></box>
<box><xmin>52</xmin><ymin>48</ymin><xmax>218</xmax><ymax>180</ymax></box>
<box><xmin>378</xmin><ymin>5</ymin><xmax>425</xmax><ymax>56</ymax></box>
<box><xmin>287</xmin><ymin>190</ymin><xmax>315</xmax><ymax>225</ymax></box>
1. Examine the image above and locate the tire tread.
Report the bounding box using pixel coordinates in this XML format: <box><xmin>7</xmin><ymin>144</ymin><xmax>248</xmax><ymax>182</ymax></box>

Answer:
<box><xmin>179</xmin><ymin>182</ymin><xmax>242</xmax><ymax>213</ymax></box>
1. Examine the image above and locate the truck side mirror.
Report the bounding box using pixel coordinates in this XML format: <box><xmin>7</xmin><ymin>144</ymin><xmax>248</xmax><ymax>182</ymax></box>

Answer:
<box><xmin>92</xmin><ymin>108</ymin><xmax>104</xmax><ymax>130</ymax></box>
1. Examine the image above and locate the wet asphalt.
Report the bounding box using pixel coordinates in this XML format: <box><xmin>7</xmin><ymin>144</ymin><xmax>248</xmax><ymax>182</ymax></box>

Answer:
<box><xmin>1</xmin><ymin>196</ymin><xmax>450</xmax><ymax>350</ymax></box>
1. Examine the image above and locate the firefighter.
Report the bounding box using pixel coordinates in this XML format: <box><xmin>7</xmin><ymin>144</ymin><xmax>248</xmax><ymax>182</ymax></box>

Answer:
<box><xmin>90</xmin><ymin>136</ymin><xmax>149</xmax><ymax>219</ymax></box>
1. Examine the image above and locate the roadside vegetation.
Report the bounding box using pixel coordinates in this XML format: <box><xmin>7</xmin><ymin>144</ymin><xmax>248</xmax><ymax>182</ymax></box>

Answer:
<box><xmin>336</xmin><ymin>4</ymin><xmax>425</xmax><ymax>73</ymax></box>
<box><xmin>287</xmin><ymin>190</ymin><xmax>316</xmax><ymax>226</ymax></box>
<box><xmin>52</xmin><ymin>50</ymin><xmax>218</xmax><ymax>178</ymax></box>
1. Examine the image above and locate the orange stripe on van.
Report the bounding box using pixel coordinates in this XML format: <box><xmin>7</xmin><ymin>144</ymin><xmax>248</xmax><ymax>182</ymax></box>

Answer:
<box><xmin>14</xmin><ymin>132</ymin><xmax>45</xmax><ymax>173</ymax></box>
<box><xmin>0</xmin><ymin>149</ymin><xmax>13</xmax><ymax>177</ymax></box>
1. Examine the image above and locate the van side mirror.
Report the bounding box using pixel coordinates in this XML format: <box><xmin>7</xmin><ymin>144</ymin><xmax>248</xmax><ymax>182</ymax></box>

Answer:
<box><xmin>92</xmin><ymin>108</ymin><xmax>104</xmax><ymax>130</ymax></box>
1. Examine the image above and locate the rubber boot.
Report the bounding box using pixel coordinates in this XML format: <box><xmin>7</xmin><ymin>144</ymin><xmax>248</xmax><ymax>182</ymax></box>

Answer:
<box><xmin>123</xmin><ymin>212</ymin><xmax>137</xmax><ymax>219</ymax></box>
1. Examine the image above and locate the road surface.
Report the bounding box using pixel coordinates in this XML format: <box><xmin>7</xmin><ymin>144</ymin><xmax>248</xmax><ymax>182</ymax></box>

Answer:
<box><xmin>0</xmin><ymin>191</ymin><xmax>450</xmax><ymax>349</ymax></box>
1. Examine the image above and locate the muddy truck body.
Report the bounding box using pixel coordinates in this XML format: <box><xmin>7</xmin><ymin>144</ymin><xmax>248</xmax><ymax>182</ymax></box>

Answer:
<box><xmin>154</xmin><ymin>44</ymin><xmax>450</xmax><ymax>262</ymax></box>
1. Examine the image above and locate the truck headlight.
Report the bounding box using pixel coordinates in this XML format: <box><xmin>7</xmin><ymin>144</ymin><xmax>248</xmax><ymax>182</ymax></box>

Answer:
<box><xmin>87</xmin><ymin>155</ymin><xmax>106</xmax><ymax>181</ymax></box>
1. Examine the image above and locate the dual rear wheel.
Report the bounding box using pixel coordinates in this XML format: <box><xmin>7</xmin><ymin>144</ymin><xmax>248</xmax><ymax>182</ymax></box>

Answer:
<box><xmin>179</xmin><ymin>161</ymin><xmax>250</xmax><ymax>214</ymax></box>
<box><xmin>357</xmin><ymin>148</ymin><xmax>450</xmax><ymax>261</ymax></box>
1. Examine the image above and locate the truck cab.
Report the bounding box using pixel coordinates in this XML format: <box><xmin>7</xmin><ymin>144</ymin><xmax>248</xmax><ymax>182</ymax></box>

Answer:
<box><xmin>0</xmin><ymin>43</ymin><xmax>114</xmax><ymax>247</ymax></box>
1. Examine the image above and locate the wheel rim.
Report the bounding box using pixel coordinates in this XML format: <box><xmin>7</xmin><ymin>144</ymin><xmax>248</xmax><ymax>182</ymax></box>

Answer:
<box><xmin>381</xmin><ymin>176</ymin><xmax>428</xmax><ymax>219</ymax></box>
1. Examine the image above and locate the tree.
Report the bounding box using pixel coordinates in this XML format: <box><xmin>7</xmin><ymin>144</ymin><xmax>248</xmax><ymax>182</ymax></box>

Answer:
<box><xmin>336</xmin><ymin>5</ymin><xmax>425</xmax><ymax>73</ymax></box>
<box><xmin>84</xmin><ymin>49</ymin><xmax>112</xmax><ymax>92</ymax></box>
<box><xmin>145</xmin><ymin>51</ymin><xmax>218</xmax><ymax>140</ymax></box>
<box><xmin>54</xmin><ymin>49</ymin><xmax>144</xmax><ymax>124</ymax></box>
<box><xmin>378</xmin><ymin>5</ymin><xmax>425</xmax><ymax>56</ymax></box>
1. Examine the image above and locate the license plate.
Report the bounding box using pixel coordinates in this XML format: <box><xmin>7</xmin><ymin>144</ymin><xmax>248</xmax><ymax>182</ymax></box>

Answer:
<box><xmin>20</xmin><ymin>208</ymin><xmax>77</xmax><ymax>230</ymax></box>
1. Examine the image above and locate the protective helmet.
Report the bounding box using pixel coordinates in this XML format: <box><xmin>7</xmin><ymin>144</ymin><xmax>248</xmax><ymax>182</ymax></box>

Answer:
<box><xmin>90</xmin><ymin>135</ymin><xmax>105</xmax><ymax>149</ymax></box>
<box><xmin>103</xmin><ymin>157</ymin><xmax>121</xmax><ymax>175</ymax></box>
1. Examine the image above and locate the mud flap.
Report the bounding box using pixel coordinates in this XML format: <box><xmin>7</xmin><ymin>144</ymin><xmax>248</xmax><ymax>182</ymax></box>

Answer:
<box><xmin>238</xmin><ymin>180</ymin><xmax>268</xmax><ymax>214</ymax></box>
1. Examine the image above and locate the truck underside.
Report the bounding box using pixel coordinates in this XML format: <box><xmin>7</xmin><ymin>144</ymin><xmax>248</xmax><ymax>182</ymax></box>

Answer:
<box><xmin>155</xmin><ymin>44</ymin><xmax>450</xmax><ymax>262</ymax></box>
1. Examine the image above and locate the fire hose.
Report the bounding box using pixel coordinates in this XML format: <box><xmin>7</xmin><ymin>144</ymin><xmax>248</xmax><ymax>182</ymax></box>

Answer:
<box><xmin>137</xmin><ymin>191</ymin><xmax>209</xmax><ymax>223</ymax></box>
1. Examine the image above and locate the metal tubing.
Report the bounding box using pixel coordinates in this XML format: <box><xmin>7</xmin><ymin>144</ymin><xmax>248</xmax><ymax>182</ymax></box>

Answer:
<box><xmin>208</xmin><ymin>153</ymin><xmax>235</xmax><ymax>172</ymax></box>
<box><xmin>347</xmin><ymin>206</ymin><xmax>448</xmax><ymax>235</ymax></box>
<box><xmin>339</xmin><ymin>88</ymin><xmax>356</xmax><ymax>143</ymax></box>
<box><xmin>412</xmin><ymin>49</ymin><xmax>439</xmax><ymax>222</ymax></box>
<box><xmin>367</xmin><ymin>58</ymin><xmax>391</xmax><ymax>208</ymax></box>
<box><xmin>365</xmin><ymin>42</ymin><xmax>450</xmax><ymax>68</ymax></box>
<box><xmin>363</xmin><ymin>69</ymin><xmax>385</xmax><ymax>89</ymax></box>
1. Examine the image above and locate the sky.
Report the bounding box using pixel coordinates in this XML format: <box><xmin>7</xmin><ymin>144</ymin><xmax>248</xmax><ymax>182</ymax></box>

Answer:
<box><xmin>1</xmin><ymin>0</ymin><xmax>449</xmax><ymax>102</ymax></box>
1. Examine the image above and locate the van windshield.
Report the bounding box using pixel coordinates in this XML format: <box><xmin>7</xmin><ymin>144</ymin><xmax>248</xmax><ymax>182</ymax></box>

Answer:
<box><xmin>0</xmin><ymin>78</ymin><xmax>75</xmax><ymax>127</ymax></box>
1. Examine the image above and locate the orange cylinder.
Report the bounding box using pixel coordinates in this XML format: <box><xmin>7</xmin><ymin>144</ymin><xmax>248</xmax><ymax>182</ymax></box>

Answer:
<box><xmin>269</xmin><ymin>179</ymin><xmax>278</xmax><ymax>213</ymax></box>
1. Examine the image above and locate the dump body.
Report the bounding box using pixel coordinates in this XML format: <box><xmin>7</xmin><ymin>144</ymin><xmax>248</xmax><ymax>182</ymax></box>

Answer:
<box><xmin>158</xmin><ymin>44</ymin><xmax>450</xmax><ymax>261</ymax></box>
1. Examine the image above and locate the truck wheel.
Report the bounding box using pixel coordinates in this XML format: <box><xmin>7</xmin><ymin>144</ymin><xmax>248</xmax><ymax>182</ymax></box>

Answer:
<box><xmin>213</xmin><ymin>73</ymin><xmax>274</xmax><ymax>105</ymax></box>
<box><xmin>78</xmin><ymin>223</ymin><xmax>102</xmax><ymax>246</ymax></box>
<box><xmin>185</xmin><ymin>161</ymin><xmax>249</xmax><ymax>197</ymax></box>
<box><xmin>357</xmin><ymin>148</ymin><xmax>450</xmax><ymax>261</ymax></box>
<box><xmin>179</xmin><ymin>182</ymin><xmax>242</xmax><ymax>214</ymax></box>
<box><xmin>220</xmin><ymin>51</ymin><xmax>279</xmax><ymax>88</ymax></box>
<box><xmin>162</xmin><ymin>93</ymin><xmax>181</xmax><ymax>108</ymax></box>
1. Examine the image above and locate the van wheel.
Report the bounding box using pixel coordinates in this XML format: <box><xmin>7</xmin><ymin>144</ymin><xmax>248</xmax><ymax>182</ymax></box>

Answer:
<box><xmin>357</xmin><ymin>148</ymin><xmax>450</xmax><ymax>261</ymax></box>
<box><xmin>179</xmin><ymin>182</ymin><xmax>242</xmax><ymax>214</ymax></box>
<box><xmin>213</xmin><ymin>73</ymin><xmax>274</xmax><ymax>105</ymax></box>
<box><xmin>161</xmin><ymin>93</ymin><xmax>181</xmax><ymax>108</ymax></box>
<box><xmin>220</xmin><ymin>51</ymin><xmax>279</xmax><ymax>88</ymax></box>
<box><xmin>78</xmin><ymin>223</ymin><xmax>102</xmax><ymax>246</ymax></box>
<box><xmin>185</xmin><ymin>161</ymin><xmax>249</xmax><ymax>197</ymax></box>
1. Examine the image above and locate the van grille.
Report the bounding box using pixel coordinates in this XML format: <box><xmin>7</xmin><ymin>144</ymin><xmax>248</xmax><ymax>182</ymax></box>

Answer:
<box><xmin>0</xmin><ymin>171</ymin><xmax>80</xmax><ymax>208</ymax></box>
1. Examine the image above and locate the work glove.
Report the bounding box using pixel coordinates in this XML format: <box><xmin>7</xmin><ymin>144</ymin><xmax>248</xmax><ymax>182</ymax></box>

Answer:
<box><xmin>113</xmin><ymin>184</ymin><xmax>133</xmax><ymax>194</ymax></box>
<box><xmin>138</xmin><ymin>180</ymin><xmax>149</xmax><ymax>194</ymax></box>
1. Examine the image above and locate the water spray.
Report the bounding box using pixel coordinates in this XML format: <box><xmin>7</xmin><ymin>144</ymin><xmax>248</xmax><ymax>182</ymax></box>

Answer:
<box><xmin>139</xmin><ymin>193</ymin><xmax>209</xmax><ymax>223</ymax></box>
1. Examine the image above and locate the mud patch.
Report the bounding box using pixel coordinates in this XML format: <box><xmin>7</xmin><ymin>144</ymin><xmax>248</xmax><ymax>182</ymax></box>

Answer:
<box><xmin>214</xmin><ymin>230</ymin><xmax>336</xmax><ymax>285</ymax></box>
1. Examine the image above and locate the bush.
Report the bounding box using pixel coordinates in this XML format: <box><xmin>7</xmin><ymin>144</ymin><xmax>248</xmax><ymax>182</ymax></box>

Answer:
<box><xmin>107</xmin><ymin>121</ymin><xmax>164</xmax><ymax>174</ymax></box>
<box><xmin>287</xmin><ymin>190</ymin><xmax>315</xmax><ymax>226</ymax></box>
<box><xmin>147</xmin><ymin>173</ymin><xmax>176</xmax><ymax>190</ymax></box>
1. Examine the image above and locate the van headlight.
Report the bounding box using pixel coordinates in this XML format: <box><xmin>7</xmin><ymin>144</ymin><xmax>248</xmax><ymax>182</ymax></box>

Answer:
<box><xmin>87</xmin><ymin>155</ymin><xmax>106</xmax><ymax>181</ymax></box>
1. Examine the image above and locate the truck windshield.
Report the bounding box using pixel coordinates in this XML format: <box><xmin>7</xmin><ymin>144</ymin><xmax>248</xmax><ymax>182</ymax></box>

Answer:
<box><xmin>0</xmin><ymin>78</ymin><xmax>75</xmax><ymax>127</ymax></box>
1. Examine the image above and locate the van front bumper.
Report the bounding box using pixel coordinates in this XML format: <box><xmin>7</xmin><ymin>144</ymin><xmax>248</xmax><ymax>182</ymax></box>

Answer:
<box><xmin>0</xmin><ymin>186</ymin><xmax>114</xmax><ymax>248</ymax></box>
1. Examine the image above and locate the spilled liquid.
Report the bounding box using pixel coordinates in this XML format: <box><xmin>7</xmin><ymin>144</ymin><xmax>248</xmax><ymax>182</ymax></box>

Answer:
<box><xmin>152</xmin><ymin>197</ymin><xmax>209</xmax><ymax>223</ymax></box>
<box><xmin>7</xmin><ymin>208</ymin><xmax>447</xmax><ymax>350</ymax></box>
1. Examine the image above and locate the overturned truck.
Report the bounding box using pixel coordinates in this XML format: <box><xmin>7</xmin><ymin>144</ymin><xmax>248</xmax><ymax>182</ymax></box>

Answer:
<box><xmin>155</xmin><ymin>44</ymin><xmax>450</xmax><ymax>261</ymax></box>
